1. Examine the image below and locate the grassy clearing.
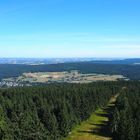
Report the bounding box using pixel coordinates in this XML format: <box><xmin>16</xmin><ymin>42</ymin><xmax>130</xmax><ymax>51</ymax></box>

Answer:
<box><xmin>64</xmin><ymin>96</ymin><xmax>117</xmax><ymax>140</ymax></box>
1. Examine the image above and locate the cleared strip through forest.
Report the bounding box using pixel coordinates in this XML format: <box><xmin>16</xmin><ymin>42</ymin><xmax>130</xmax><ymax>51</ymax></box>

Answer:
<box><xmin>65</xmin><ymin>94</ymin><xmax>118</xmax><ymax>140</ymax></box>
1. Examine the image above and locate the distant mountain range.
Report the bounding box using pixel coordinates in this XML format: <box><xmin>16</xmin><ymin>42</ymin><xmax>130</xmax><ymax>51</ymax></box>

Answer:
<box><xmin>0</xmin><ymin>58</ymin><xmax>140</xmax><ymax>65</ymax></box>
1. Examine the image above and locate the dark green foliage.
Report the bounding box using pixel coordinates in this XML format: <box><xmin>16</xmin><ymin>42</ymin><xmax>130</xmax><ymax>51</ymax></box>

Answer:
<box><xmin>0</xmin><ymin>82</ymin><xmax>121</xmax><ymax>139</ymax></box>
<box><xmin>111</xmin><ymin>82</ymin><xmax>140</xmax><ymax>140</ymax></box>
<box><xmin>0</xmin><ymin>81</ymin><xmax>139</xmax><ymax>139</ymax></box>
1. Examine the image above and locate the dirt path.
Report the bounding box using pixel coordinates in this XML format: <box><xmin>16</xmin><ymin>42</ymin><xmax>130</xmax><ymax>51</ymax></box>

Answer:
<box><xmin>65</xmin><ymin>95</ymin><xmax>118</xmax><ymax>140</ymax></box>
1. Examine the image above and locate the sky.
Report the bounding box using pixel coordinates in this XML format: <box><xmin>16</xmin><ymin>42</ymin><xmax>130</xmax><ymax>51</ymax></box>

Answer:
<box><xmin>0</xmin><ymin>0</ymin><xmax>140</xmax><ymax>58</ymax></box>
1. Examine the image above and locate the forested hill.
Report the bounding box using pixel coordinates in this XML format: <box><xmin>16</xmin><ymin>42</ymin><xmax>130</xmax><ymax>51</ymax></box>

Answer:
<box><xmin>0</xmin><ymin>81</ymin><xmax>139</xmax><ymax>140</ymax></box>
<box><xmin>0</xmin><ymin>62</ymin><xmax>140</xmax><ymax>80</ymax></box>
<box><xmin>90</xmin><ymin>58</ymin><xmax>140</xmax><ymax>65</ymax></box>
<box><xmin>0</xmin><ymin>82</ymin><xmax>122</xmax><ymax>140</ymax></box>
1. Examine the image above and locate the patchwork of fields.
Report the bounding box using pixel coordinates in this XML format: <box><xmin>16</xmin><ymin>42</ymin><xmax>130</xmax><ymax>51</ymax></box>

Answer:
<box><xmin>2</xmin><ymin>70</ymin><xmax>127</xmax><ymax>85</ymax></box>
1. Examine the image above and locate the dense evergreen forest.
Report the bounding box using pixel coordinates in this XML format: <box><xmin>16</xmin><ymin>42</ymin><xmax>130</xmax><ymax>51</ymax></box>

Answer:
<box><xmin>0</xmin><ymin>63</ymin><xmax>140</xmax><ymax>80</ymax></box>
<box><xmin>0</xmin><ymin>81</ymin><xmax>140</xmax><ymax>140</ymax></box>
<box><xmin>0</xmin><ymin>82</ymin><xmax>122</xmax><ymax>140</ymax></box>
<box><xmin>111</xmin><ymin>82</ymin><xmax>140</xmax><ymax>140</ymax></box>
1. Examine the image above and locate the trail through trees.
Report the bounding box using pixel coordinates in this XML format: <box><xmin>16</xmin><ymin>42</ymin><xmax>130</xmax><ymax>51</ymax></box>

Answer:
<box><xmin>65</xmin><ymin>95</ymin><xmax>118</xmax><ymax>140</ymax></box>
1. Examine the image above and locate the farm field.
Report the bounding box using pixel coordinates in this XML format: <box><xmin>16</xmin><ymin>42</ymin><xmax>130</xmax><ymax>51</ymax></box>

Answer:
<box><xmin>2</xmin><ymin>70</ymin><xmax>127</xmax><ymax>85</ymax></box>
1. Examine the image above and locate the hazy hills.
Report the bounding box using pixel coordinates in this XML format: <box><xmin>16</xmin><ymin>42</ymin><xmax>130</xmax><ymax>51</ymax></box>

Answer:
<box><xmin>0</xmin><ymin>58</ymin><xmax>140</xmax><ymax>65</ymax></box>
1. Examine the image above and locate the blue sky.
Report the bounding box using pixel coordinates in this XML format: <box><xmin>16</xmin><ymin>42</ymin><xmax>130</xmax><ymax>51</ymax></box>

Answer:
<box><xmin>0</xmin><ymin>0</ymin><xmax>140</xmax><ymax>58</ymax></box>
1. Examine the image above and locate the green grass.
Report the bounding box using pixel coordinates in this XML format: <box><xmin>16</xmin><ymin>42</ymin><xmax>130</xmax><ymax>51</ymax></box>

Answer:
<box><xmin>64</xmin><ymin>96</ymin><xmax>117</xmax><ymax>140</ymax></box>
